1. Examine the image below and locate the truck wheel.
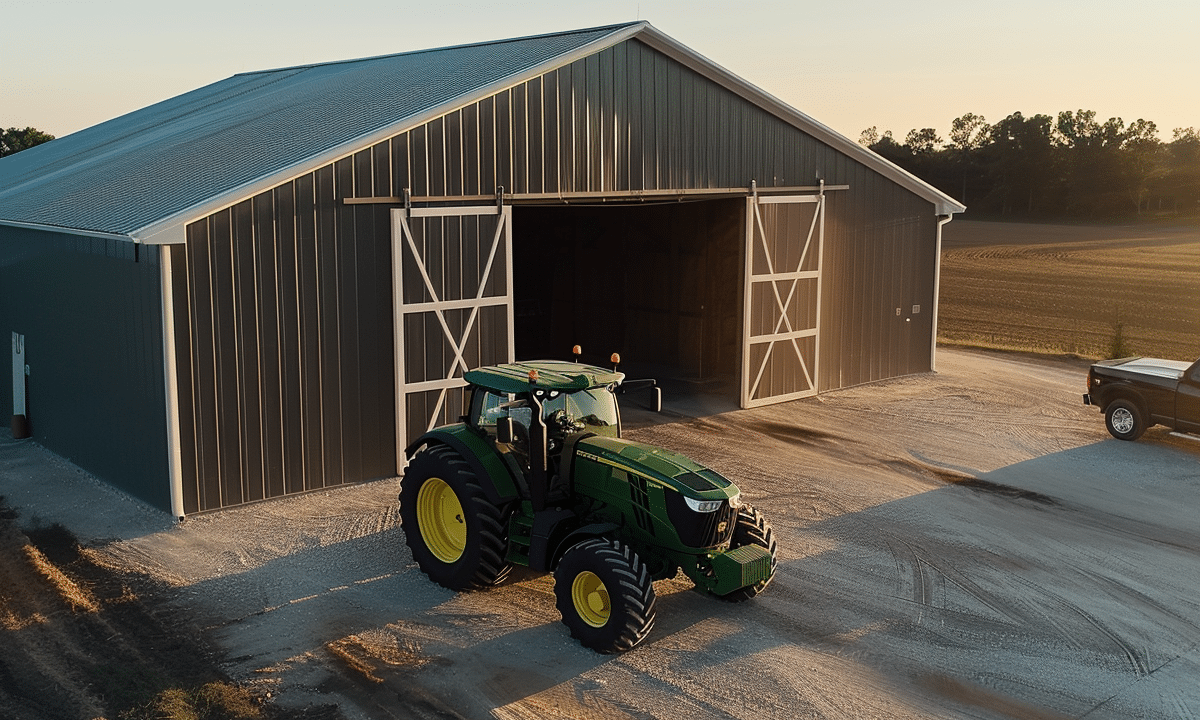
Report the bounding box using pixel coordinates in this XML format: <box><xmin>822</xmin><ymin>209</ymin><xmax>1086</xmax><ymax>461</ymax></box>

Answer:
<box><xmin>400</xmin><ymin>444</ymin><xmax>512</xmax><ymax>590</ymax></box>
<box><xmin>1105</xmin><ymin>399</ymin><xmax>1146</xmax><ymax>441</ymax></box>
<box><xmin>714</xmin><ymin>504</ymin><xmax>778</xmax><ymax>603</ymax></box>
<box><xmin>553</xmin><ymin>538</ymin><xmax>657</xmax><ymax>653</ymax></box>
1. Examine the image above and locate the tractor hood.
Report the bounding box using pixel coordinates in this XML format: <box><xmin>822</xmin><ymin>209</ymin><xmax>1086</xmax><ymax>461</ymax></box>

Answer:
<box><xmin>574</xmin><ymin>435</ymin><xmax>738</xmax><ymax>501</ymax></box>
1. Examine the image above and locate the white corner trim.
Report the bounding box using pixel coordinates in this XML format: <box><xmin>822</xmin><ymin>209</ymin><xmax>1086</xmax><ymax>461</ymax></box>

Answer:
<box><xmin>159</xmin><ymin>247</ymin><xmax>187</xmax><ymax>519</ymax></box>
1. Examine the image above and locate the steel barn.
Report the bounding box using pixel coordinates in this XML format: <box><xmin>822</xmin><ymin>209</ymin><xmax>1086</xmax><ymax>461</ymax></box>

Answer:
<box><xmin>0</xmin><ymin>22</ymin><xmax>964</xmax><ymax>516</ymax></box>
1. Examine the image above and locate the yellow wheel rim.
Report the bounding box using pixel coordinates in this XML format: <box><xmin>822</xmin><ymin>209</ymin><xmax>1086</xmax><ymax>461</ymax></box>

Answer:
<box><xmin>416</xmin><ymin>477</ymin><xmax>466</xmax><ymax>563</ymax></box>
<box><xmin>571</xmin><ymin>571</ymin><xmax>610</xmax><ymax>627</ymax></box>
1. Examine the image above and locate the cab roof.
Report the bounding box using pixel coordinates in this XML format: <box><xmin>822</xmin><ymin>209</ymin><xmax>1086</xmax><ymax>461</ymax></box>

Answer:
<box><xmin>464</xmin><ymin>361</ymin><xmax>624</xmax><ymax>394</ymax></box>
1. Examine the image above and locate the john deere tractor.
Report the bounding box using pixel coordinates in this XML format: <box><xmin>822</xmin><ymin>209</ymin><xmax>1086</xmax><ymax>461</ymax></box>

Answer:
<box><xmin>398</xmin><ymin>354</ymin><xmax>777</xmax><ymax>653</ymax></box>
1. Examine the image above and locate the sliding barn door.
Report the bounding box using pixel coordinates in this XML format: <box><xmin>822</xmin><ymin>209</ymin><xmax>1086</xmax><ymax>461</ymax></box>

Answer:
<box><xmin>391</xmin><ymin>205</ymin><xmax>514</xmax><ymax>467</ymax></box>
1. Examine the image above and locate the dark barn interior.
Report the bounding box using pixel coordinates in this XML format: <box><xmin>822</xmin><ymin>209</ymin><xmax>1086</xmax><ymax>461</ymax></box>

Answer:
<box><xmin>512</xmin><ymin>200</ymin><xmax>743</xmax><ymax>386</ymax></box>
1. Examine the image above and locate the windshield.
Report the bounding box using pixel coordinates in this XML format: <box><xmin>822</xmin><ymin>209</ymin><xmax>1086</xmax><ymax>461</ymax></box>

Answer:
<box><xmin>541</xmin><ymin>387</ymin><xmax>620</xmax><ymax>437</ymax></box>
<box><xmin>470</xmin><ymin>386</ymin><xmax>621</xmax><ymax>439</ymax></box>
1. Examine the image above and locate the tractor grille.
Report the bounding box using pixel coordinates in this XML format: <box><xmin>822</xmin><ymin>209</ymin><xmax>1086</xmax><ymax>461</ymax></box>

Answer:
<box><xmin>665</xmin><ymin>493</ymin><xmax>736</xmax><ymax>549</ymax></box>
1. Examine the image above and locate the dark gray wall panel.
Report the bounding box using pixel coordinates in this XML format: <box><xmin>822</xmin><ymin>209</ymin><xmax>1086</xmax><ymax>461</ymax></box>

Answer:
<box><xmin>0</xmin><ymin>226</ymin><xmax>171</xmax><ymax>511</ymax></box>
<box><xmin>177</xmin><ymin>166</ymin><xmax>397</xmax><ymax>511</ymax></box>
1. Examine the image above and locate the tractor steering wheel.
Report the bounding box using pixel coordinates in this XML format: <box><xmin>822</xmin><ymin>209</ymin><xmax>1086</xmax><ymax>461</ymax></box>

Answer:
<box><xmin>549</xmin><ymin>409</ymin><xmax>584</xmax><ymax>435</ymax></box>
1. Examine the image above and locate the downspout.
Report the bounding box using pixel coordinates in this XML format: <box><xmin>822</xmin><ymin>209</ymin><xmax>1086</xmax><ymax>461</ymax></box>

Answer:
<box><xmin>931</xmin><ymin>214</ymin><xmax>954</xmax><ymax>372</ymax></box>
<box><xmin>159</xmin><ymin>246</ymin><xmax>187</xmax><ymax>521</ymax></box>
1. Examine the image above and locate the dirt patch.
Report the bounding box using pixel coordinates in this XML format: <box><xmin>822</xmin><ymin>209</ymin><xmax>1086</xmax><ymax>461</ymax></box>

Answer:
<box><xmin>743</xmin><ymin>419</ymin><xmax>845</xmax><ymax>445</ymax></box>
<box><xmin>0</xmin><ymin>498</ymin><xmax>342</xmax><ymax>720</ymax></box>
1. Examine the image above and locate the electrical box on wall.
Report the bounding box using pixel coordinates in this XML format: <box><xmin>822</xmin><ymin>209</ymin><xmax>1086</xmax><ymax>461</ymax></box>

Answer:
<box><xmin>11</xmin><ymin>332</ymin><xmax>29</xmax><ymax>439</ymax></box>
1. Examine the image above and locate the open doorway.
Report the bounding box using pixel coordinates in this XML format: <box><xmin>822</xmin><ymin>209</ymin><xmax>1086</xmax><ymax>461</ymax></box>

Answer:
<box><xmin>511</xmin><ymin>199</ymin><xmax>743</xmax><ymax>394</ymax></box>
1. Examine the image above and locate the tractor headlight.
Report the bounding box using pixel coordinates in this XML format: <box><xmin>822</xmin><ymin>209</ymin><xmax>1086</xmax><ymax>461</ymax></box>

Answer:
<box><xmin>685</xmin><ymin>496</ymin><xmax>723</xmax><ymax>513</ymax></box>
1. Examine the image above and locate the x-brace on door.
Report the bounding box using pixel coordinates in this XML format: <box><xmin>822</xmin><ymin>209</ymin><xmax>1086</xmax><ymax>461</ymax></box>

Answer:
<box><xmin>391</xmin><ymin>205</ymin><xmax>514</xmax><ymax>469</ymax></box>
<box><xmin>741</xmin><ymin>193</ymin><xmax>825</xmax><ymax>408</ymax></box>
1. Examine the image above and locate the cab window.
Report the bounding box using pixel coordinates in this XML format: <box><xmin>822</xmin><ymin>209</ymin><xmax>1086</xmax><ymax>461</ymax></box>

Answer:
<box><xmin>469</xmin><ymin>389</ymin><xmax>532</xmax><ymax>438</ymax></box>
<box><xmin>540</xmin><ymin>387</ymin><xmax>620</xmax><ymax>438</ymax></box>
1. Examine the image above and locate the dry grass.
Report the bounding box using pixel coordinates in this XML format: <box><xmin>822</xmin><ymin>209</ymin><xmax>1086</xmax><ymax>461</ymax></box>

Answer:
<box><xmin>22</xmin><ymin>540</ymin><xmax>99</xmax><ymax>614</ymax></box>
<box><xmin>939</xmin><ymin>220</ymin><xmax>1200</xmax><ymax>360</ymax></box>
<box><xmin>124</xmin><ymin>682</ymin><xmax>263</xmax><ymax>720</ymax></box>
<box><xmin>326</xmin><ymin>631</ymin><xmax>430</xmax><ymax>684</ymax></box>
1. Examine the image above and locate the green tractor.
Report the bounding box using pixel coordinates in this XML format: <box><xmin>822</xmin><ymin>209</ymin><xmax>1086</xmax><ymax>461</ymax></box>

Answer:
<box><xmin>398</xmin><ymin>354</ymin><xmax>777</xmax><ymax>653</ymax></box>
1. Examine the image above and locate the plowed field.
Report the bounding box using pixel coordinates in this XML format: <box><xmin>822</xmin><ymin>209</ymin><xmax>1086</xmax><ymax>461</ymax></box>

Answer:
<box><xmin>939</xmin><ymin>220</ymin><xmax>1200</xmax><ymax>360</ymax></box>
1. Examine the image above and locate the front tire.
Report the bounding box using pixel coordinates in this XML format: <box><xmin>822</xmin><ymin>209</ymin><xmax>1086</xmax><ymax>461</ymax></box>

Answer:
<box><xmin>713</xmin><ymin>504</ymin><xmax>778</xmax><ymax>603</ymax></box>
<box><xmin>553</xmin><ymin>538</ymin><xmax>657</xmax><ymax>653</ymax></box>
<box><xmin>399</xmin><ymin>444</ymin><xmax>512</xmax><ymax>590</ymax></box>
<box><xmin>1105</xmin><ymin>399</ymin><xmax>1146</xmax><ymax>441</ymax></box>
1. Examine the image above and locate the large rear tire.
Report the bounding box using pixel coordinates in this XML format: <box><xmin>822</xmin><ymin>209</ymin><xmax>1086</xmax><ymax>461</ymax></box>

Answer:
<box><xmin>1105</xmin><ymin>399</ymin><xmax>1147</xmax><ymax>441</ymax></box>
<box><xmin>553</xmin><ymin>538</ymin><xmax>657</xmax><ymax>653</ymax></box>
<box><xmin>713</xmin><ymin>504</ymin><xmax>778</xmax><ymax>603</ymax></box>
<box><xmin>399</xmin><ymin>444</ymin><xmax>512</xmax><ymax>591</ymax></box>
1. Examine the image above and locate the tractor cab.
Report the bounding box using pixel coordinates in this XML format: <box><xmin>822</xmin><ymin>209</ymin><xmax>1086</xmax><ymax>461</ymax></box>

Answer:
<box><xmin>468</xmin><ymin>368</ymin><xmax>623</xmax><ymax>443</ymax></box>
<box><xmin>465</xmin><ymin>360</ymin><xmax>625</xmax><ymax>474</ymax></box>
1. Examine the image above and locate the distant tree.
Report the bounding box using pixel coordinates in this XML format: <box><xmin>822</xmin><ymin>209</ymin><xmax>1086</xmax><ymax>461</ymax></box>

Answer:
<box><xmin>947</xmin><ymin>113</ymin><xmax>992</xmax><ymax>203</ymax></box>
<box><xmin>859</xmin><ymin>109</ymin><xmax>1195</xmax><ymax>220</ymax></box>
<box><xmin>948</xmin><ymin>113</ymin><xmax>991</xmax><ymax>152</ymax></box>
<box><xmin>1173</xmin><ymin>127</ymin><xmax>1200</xmax><ymax>144</ymax></box>
<box><xmin>904</xmin><ymin>128</ymin><xmax>942</xmax><ymax>155</ymax></box>
<box><xmin>984</xmin><ymin>112</ymin><xmax>1058</xmax><ymax>215</ymax></box>
<box><xmin>1119</xmin><ymin>119</ymin><xmax>1164</xmax><ymax>214</ymax></box>
<box><xmin>865</xmin><ymin>129</ymin><xmax>906</xmax><ymax>163</ymax></box>
<box><xmin>1160</xmin><ymin>128</ymin><xmax>1200</xmax><ymax>213</ymax></box>
<box><xmin>1053</xmin><ymin>110</ymin><xmax>1132</xmax><ymax>216</ymax></box>
<box><xmin>1053</xmin><ymin>109</ymin><xmax>1092</xmax><ymax>146</ymax></box>
<box><xmin>0</xmin><ymin>127</ymin><xmax>55</xmax><ymax>158</ymax></box>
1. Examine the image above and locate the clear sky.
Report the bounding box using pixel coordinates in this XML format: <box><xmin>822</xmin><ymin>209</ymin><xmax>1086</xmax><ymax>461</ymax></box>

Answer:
<box><xmin>4</xmin><ymin>0</ymin><xmax>1197</xmax><ymax>144</ymax></box>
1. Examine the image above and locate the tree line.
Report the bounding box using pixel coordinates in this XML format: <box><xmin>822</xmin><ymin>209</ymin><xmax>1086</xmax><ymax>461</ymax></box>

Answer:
<box><xmin>860</xmin><ymin>112</ymin><xmax>1200</xmax><ymax>220</ymax></box>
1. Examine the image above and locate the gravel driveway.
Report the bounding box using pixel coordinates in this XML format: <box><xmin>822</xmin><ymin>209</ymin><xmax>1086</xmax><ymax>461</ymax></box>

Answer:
<box><xmin>4</xmin><ymin>347</ymin><xmax>1198</xmax><ymax>719</ymax></box>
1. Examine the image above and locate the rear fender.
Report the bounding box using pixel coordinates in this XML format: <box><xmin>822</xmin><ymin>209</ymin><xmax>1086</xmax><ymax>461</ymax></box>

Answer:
<box><xmin>405</xmin><ymin>426</ymin><xmax>521</xmax><ymax>506</ymax></box>
<box><xmin>1091</xmin><ymin>382</ymin><xmax>1145</xmax><ymax>414</ymax></box>
<box><xmin>1106</xmin><ymin>387</ymin><xmax>1149</xmax><ymax>417</ymax></box>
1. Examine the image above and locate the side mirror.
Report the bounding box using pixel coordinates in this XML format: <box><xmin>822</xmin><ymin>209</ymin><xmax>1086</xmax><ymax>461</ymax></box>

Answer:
<box><xmin>653</xmin><ymin>386</ymin><xmax>662</xmax><ymax>413</ymax></box>
<box><xmin>497</xmin><ymin>416</ymin><xmax>514</xmax><ymax>444</ymax></box>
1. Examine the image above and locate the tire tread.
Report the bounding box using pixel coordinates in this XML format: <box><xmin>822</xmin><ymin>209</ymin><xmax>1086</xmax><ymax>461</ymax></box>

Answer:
<box><xmin>400</xmin><ymin>444</ymin><xmax>512</xmax><ymax>591</ymax></box>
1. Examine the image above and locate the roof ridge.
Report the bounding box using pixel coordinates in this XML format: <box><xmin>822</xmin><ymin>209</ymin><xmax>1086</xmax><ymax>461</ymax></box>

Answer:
<box><xmin>235</xmin><ymin>21</ymin><xmax>646</xmax><ymax>78</ymax></box>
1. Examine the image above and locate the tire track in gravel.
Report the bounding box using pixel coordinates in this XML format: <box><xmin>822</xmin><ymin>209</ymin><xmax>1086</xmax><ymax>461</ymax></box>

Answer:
<box><xmin>1005</xmin><ymin>572</ymin><xmax>1149</xmax><ymax>677</ymax></box>
<box><xmin>884</xmin><ymin>536</ymin><xmax>1035</xmax><ymax>631</ymax></box>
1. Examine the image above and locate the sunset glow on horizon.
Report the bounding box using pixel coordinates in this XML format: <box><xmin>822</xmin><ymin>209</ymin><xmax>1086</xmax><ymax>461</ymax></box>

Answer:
<box><xmin>4</xmin><ymin>0</ymin><xmax>1197</xmax><ymax>145</ymax></box>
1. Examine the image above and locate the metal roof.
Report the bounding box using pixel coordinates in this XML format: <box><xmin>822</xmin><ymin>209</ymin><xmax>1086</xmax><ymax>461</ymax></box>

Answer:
<box><xmin>0</xmin><ymin>22</ymin><xmax>963</xmax><ymax>244</ymax></box>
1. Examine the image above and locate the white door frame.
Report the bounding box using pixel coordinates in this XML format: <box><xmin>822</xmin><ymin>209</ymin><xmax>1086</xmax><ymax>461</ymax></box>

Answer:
<box><xmin>741</xmin><ymin>193</ymin><xmax>825</xmax><ymax>408</ymax></box>
<box><xmin>390</xmin><ymin>205</ymin><xmax>514</xmax><ymax>470</ymax></box>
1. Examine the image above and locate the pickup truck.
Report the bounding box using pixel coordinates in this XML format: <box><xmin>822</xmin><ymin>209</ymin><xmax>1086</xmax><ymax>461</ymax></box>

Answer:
<box><xmin>1084</xmin><ymin>356</ymin><xmax>1200</xmax><ymax>440</ymax></box>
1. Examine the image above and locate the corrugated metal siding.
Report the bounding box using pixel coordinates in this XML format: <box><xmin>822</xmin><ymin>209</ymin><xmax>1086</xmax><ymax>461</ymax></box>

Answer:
<box><xmin>0</xmin><ymin>227</ymin><xmax>171</xmax><ymax>510</ymax></box>
<box><xmin>173</xmin><ymin>167</ymin><xmax>395</xmax><ymax>512</ymax></box>
<box><xmin>820</xmin><ymin>178</ymin><xmax>935</xmax><ymax>390</ymax></box>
